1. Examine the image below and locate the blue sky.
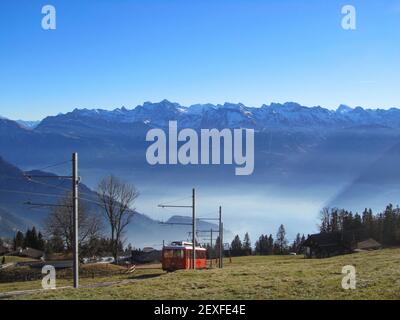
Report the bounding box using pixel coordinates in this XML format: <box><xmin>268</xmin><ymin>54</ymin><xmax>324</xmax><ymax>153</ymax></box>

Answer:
<box><xmin>1</xmin><ymin>0</ymin><xmax>400</xmax><ymax>120</ymax></box>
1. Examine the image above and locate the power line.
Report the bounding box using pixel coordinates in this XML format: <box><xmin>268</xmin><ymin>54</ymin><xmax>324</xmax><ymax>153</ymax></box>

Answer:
<box><xmin>0</xmin><ymin>172</ymin><xmax>94</xmax><ymax>199</ymax></box>
<box><xmin>0</xmin><ymin>173</ymin><xmax>31</xmax><ymax>183</ymax></box>
<box><xmin>33</xmin><ymin>160</ymin><xmax>71</xmax><ymax>172</ymax></box>
<box><xmin>160</xmin><ymin>221</ymin><xmax>192</xmax><ymax>226</ymax></box>
<box><xmin>0</xmin><ymin>185</ymin><xmax>117</xmax><ymax>211</ymax></box>
<box><xmin>25</xmin><ymin>177</ymin><xmax>72</xmax><ymax>193</ymax></box>
<box><xmin>0</xmin><ymin>188</ymin><xmax>68</xmax><ymax>199</ymax></box>
<box><xmin>24</xmin><ymin>201</ymin><xmax>72</xmax><ymax>208</ymax></box>
<box><xmin>158</xmin><ymin>196</ymin><xmax>191</xmax><ymax>206</ymax></box>
<box><xmin>0</xmin><ymin>174</ymin><xmax>72</xmax><ymax>196</ymax></box>
<box><xmin>78</xmin><ymin>196</ymin><xmax>137</xmax><ymax>215</ymax></box>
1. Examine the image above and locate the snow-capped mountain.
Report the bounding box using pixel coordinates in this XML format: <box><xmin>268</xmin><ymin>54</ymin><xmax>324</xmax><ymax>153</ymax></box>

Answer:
<box><xmin>16</xmin><ymin>120</ymin><xmax>41</xmax><ymax>129</ymax></box>
<box><xmin>0</xmin><ymin>117</ymin><xmax>41</xmax><ymax>130</ymax></box>
<box><xmin>35</xmin><ymin>100</ymin><xmax>400</xmax><ymax>132</ymax></box>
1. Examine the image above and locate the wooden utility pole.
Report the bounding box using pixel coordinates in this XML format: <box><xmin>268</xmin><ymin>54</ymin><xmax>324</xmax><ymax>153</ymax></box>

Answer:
<box><xmin>72</xmin><ymin>152</ymin><xmax>79</xmax><ymax>288</ymax></box>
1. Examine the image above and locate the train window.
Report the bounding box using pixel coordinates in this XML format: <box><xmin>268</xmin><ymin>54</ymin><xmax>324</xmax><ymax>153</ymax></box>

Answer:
<box><xmin>196</xmin><ymin>251</ymin><xmax>205</xmax><ymax>259</ymax></box>
<box><xmin>163</xmin><ymin>250</ymin><xmax>173</xmax><ymax>258</ymax></box>
<box><xmin>173</xmin><ymin>250</ymin><xmax>184</xmax><ymax>258</ymax></box>
<box><xmin>164</xmin><ymin>249</ymin><xmax>184</xmax><ymax>258</ymax></box>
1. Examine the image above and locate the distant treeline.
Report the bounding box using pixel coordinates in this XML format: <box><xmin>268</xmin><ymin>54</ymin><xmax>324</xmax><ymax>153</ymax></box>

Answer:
<box><xmin>13</xmin><ymin>227</ymin><xmax>45</xmax><ymax>251</ymax></box>
<box><xmin>319</xmin><ymin>204</ymin><xmax>400</xmax><ymax>246</ymax></box>
<box><xmin>11</xmin><ymin>226</ymin><xmax>129</xmax><ymax>258</ymax></box>
<box><xmin>206</xmin><ymin>225</ymin><xmax>306</xmax><ymax>258</ymax></box>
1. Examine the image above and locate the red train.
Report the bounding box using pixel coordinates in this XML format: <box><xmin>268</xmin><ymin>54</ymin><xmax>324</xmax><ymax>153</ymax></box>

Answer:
<box><xmin>162</xmin><ymin>241</ymin><xmax>207</xmax><ymax>271</ymax></box>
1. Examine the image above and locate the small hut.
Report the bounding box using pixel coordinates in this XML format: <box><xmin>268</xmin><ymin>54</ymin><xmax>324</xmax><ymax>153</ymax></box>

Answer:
<box><xmin>356</xmin><ymin>238</ymin><xmax>381</xmax><ymax>251</ymax></box>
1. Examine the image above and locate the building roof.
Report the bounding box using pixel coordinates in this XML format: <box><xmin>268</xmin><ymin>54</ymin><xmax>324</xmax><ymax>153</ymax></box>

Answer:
<box><xmin>19</xmin><ymin>247</ymin><xmax>44</xmax><ymax>259</ymax></box>
<box><xmin>302</xmin><ymin>232</ymin><xmax>354</xmax><ymax>248</ymax></box>
<box><xmin>357</xmin><ymin>238</ymin><xmax>381</xmax><ymax>250</ymax></box>
<box><xmin>0</xmin><ymin>245</ymin><xmax>9</xmax><ymax>254</ymax></box>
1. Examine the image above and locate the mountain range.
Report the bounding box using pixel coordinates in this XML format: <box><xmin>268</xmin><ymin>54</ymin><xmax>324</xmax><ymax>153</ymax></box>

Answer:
<box><xmin>21</xmin><ymin>100</ymin><xmax>400</xmax><ymax>131</ymax></box>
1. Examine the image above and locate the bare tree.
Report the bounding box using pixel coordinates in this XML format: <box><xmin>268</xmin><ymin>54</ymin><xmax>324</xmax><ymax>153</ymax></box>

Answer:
<box><xmin>97</xmin><ymin>175</ymin><xmax>139</xmax><ymax>262</ymax></box>
<box><xmin>45</xmin><ymin>193</ymin><xmax>103</xmax><ymax>251</ymax></box>
<box><xmin>319</xmin><ymin>207</ymin><xmax>331</xmax><ymax>233</ymax></box>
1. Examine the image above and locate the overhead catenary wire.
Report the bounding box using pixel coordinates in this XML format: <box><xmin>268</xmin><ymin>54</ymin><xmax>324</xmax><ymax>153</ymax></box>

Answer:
<box><xmin>32</xmin><ymin>160</ymin><xmax>72</xmax><ymax>172</ymax></box>
<box><xmin>0</xmin><ymin>172</ymin><xmax>72</xmax><ymax>194</ymax></box>
<box><xmin>24</xmin><ymin>201</ymin><xmax>72</xmax><ymax>209</ymax></box>
<box><xmin>0</xmin><ymin>172</ymin><xmax>97</xmax><ymax>199</ymax></box>
<box><xmin>0</xmin><ymin>173</ymin><xmax>74</xmax><ymax>201</ymax></box>
<box><xmin>158</xmin><ymin>196</ymin><xmax>192</xmax><ymax>206</ymax></box>
<box><xmin>0</xmin><ymin>188</ymin><xmax>69</xmax><ymax>199</ymax></box>
<box><xmin>78</xmin><ymin>196</ymin><xmax>137</xmax><ymax>215</ymax></box>
<box><xmin>25</xmin><ymin>176</ymin><xmax>72</xmax><ymax>193</ymax></box>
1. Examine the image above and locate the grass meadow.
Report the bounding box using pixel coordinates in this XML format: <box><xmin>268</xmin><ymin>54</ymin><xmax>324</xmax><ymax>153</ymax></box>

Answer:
<box><xmin>1</xmin><ymin>248</ymin><xmax>399</xmax><ymax>300</ymax></box>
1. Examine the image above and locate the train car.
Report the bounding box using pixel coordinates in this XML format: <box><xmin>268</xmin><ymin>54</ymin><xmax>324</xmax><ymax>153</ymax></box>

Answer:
<box><xmin>162</xmin><ymin>241</ymin><xmax>207</xmax><ymax>271</ymax></box>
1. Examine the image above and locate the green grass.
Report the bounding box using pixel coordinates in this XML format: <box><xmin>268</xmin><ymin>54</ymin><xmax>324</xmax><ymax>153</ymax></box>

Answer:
<box><xmin>3</xmin><ymin>248</ymin><xmax>400</xmax><ymax>300</ymax></box>
<box><xmin>1</xmin><ymin>256</ymin><xmax>38</xmax><ymax>264</ymax></box>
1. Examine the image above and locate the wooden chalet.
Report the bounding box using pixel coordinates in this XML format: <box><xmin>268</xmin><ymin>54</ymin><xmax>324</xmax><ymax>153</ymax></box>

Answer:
<box><xmin>302</xmin><ymin>232</ymin><xmax>355</xmax><ymax>258</ymax></box>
